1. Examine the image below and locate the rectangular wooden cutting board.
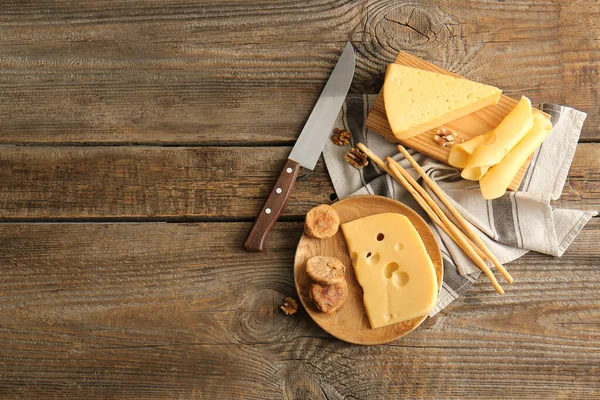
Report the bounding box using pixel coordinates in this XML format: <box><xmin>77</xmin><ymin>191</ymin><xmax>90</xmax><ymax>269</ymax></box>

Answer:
<box><xmin>365</xmin><ymin>52</ymin><xmax>550</xmax><ymax>191</ymax></box>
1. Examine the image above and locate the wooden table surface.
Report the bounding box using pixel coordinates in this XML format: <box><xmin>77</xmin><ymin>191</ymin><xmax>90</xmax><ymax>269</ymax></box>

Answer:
<box><xmin>1</xmin><ymin>1</ymin><xmax>599</xmax><ymax>398</ymax></box>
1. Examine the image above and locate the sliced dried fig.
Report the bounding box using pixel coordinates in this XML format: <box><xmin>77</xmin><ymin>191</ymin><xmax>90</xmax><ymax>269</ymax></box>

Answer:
<box><xmin>309</xmin><ymin>280</ymin><xmax>348</xmax><ymax>314</ymax></box>
<box><xmin>304</xmin><ymin>204</ymin><xmax>340</xmax><ymax>239</ymax></box>
<box><xmin>306</xmin><ymin>255</ymin><xmax>346</xmax><ymax>285</ymax></box>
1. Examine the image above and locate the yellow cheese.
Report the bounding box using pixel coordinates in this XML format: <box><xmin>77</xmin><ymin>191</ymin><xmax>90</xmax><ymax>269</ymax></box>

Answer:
<box><xmin>448</xmin><ymin>130</ymin><xmax>495</xmax><ymax>169</ymax></box>
<box><xmin>461</xmin><ymin>165</ymin><xmax>489</xmax><ymax>181</ymax></box>
<box><xmin>341</xmin><ymin>213</ymin><xmax>438</xmax><ymax>329</ymax></box>
<box><xmin>383</xmin><ymin>64</ymin><xmax>502</xmax><ymax>140</ymax></box>
<box><xmin>480</xmin><ymin>113</ymin><xmax>552</xmax><ymax>199</ymax></box>
<box><xmin>462</xmin><ymin>96</ymin><xmax>533</xmax><ymax>180</ymax></box>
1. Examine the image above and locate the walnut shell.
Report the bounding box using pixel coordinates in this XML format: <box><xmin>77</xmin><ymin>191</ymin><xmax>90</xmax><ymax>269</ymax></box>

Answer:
<box><xmin>304</xmin><ymin>204</ymin><xmax>340</xmax><ymax>239</ymax></box>
<box><xmin>306</xmin><ymin>256</ymin><xmax>346</xmax><ymax>285</ymax></box>
<box><xmin>309</xmin><ymin>280</ymin><xmax>348</xmax><ymax>314</ymax></box>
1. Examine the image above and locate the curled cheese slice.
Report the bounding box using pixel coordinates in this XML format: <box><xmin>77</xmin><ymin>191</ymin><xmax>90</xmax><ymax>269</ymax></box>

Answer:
<box><xmin>448</xmin><ymin>130</ymin><xmax>494</xmax><ymax>169</ymax></box>
<box><xmin>480</xmin><ymin>113</ymin><xmax>552</xmax><ymax>200</ymax></box>
<box><xmin>461</xmin><ymin>96</ymin><xmax>534</xmax><ymax>181</ymax></box>
<box><xmin>462</xmin><ymin>164</ymin><xmax>490</xmax><ymax>181</ymax></box>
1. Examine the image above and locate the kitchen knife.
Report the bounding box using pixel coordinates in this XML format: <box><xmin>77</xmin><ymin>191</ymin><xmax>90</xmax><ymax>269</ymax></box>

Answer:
<box><xmin>244</xmin><ymin>42</ymin><xmax>355</xmax><ymax>251</ymax></box>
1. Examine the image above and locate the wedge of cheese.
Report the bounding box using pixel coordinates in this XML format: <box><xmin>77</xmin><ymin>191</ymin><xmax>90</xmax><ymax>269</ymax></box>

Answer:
<box><xmin>341</xmin><ymin>213</ymin><xmax>438</xmax><ymax>329</ymax></box>
<box><xmin>383</xmin><ymin>64</ymin><xmax>502</xmax><ymax>140</ymax></box>
<box><xmin>480</xmin><ymin>113</ymin><xmax>552</xmax><ymax>199</ymax></box>
<box><xmin>461</xmin><ymin>96</ymin><xmax>533</xmax><ymax>181</ymax></box>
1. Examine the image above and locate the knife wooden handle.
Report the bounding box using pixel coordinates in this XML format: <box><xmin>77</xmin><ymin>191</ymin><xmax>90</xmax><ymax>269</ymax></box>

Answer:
<box><xmin>244</xmin><ymin>159</ymin><xmax>301</xmax><ymax>251</ymax></box>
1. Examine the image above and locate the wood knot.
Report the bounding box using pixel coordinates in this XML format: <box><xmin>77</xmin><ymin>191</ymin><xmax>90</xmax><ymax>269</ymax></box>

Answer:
<box><xmin>231</xmin><ymin>288</ymin><xmax>298</xmax><ymax>344</ymax></box>
<box><xmin>361</xmin><ymin>3</ymin><xmax>466</xmax><ymax>59</ymax></box>
<box><xmin>354</xmin><ymin>3</ymin><xmax>470</xmax><ymax>92</ymax></box>
<box><xmin>280</xmin><ymin>365</ymin><xmax>339</xmax><ymax>400</ymax></box>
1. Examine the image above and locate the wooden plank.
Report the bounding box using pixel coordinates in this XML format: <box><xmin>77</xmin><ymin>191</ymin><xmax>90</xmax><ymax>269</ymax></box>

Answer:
<box><xmin>0</xmin><ymin>144</ymin><xmax>597</xmax><ymax>220</ymax></box>
<box><xmin>0</xmin><ymin>146</ymin><xmax>333</xmax><ymax>220</ymax></box>
<box><xmin>364</xmin><ymin>51</ymin><xmax>550</xmax><ymax>191</ymax></box>
<box><xmin>0</xmin><ymin>220</ymin><xmax>598</xmax><ymax>398</ymax></box>
<box><xmin>0</xmin><ymin>1</ymin><xmax>598</xmax><ymax>144</ymax></box>
<box><xmin>554</xmin><ymin>142</ymin><xmax>600</xmax><ymax>210</ymax></box>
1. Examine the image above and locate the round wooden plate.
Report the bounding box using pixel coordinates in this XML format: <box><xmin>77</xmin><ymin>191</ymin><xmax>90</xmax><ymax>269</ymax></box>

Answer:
<box><xmin>294</xmin><ymin>195</ymin><xmax>443</xmax><ymax>345</ymax></box>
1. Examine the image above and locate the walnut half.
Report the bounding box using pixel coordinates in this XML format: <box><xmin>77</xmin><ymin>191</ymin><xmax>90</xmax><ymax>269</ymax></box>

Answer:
<box><xmin>434</xmin><ymin>128</ymin><xmax>461</xmax><ymax>147</ymax></box>
<box><xmin>345</xmin><ymin>147</ymin><xmax>368</xmax><ymax>169</ymax></box>
<box><xmin>331</xmin><ymin>128</ymin><xmax>351</xmax><ymax>146</ymax></box>
<box><xmin>280</xmin><ymin>297</ymin><xmax>299</xmax><ymax>315</ymax></box>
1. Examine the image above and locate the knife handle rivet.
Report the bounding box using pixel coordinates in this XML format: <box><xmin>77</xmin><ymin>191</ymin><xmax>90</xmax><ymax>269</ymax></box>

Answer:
<box><xmin>286</xmin><ymin>168</ymin><xmax>293</xmax><ymax>173</ymax></box>
<box><xmin>265</xmin><ymin>208</ymin><xmax>272</xmax><ymax>215</ymax></box>
<box><xmin>276</xmin><ymin>188</ymin><xmax>282</xmax><ymax>194</ymax></box>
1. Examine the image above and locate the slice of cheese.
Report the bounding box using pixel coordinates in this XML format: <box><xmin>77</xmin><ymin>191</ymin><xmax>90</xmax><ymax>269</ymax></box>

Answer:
<box><xmin>480</xmin><ymin>113</ymin><xmax>552</xmax><ymax>199</ymax></box>
<box><xmin>341</xmin><ymin>213</ymin><xmax>438</xmax><ymax>329</ymax></box>
<box><xmin>448</xmin><ymin>130</ymin><xmax>495</xmax><ymax>169</ymax></box>
<box><xmin>462</xmin><ymin>96</ymin><xmax>533</xmax><ymax>181</ymax></box>
<box><xmin>383</xmin><ymin>64</ymin><xmax>502</xmax><ymax>140</ymax></box>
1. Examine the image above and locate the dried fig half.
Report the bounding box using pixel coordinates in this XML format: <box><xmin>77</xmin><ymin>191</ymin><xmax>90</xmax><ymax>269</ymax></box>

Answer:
<box><xmin>306</xmin><ymin>256</ymin><xmax>346</xmax><ymax>285</ymax></box>
<box><xmin>304</xmin><ymin>204</ymin><xmax>340</xmax><ymax>239</ymax></box>
<box><xmin>309</xmin><ymin>280</ymin><xmax>348</xmax><ymax>314</ymax></box>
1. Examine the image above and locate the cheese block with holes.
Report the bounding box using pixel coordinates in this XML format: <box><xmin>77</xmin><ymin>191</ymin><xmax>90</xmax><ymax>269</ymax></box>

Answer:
<box><xmin>341</xmin><ymin>213</ymin><xmax>438</xmax><ymax>329</ymax></box>
<box><xmin>383</xmin><ymin>64</ymin><xmax>502</xmax><ymax>140</ymax></box>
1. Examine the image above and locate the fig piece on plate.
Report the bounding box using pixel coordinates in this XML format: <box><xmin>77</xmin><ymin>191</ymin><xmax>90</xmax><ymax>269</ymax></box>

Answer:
<box><xmin>309</xmin><ymin>280</ymin><xmax>348</xmax><ymax>314</ymax></box>
<box><xmin>304</xmin><ymin>204</ymin><xmax>340</xmax><ymax>239</ymax></box>
<box><xmin>306</xmin><ymin>255</ymin><xmax>346</xmax><ymax>285</ymax></box>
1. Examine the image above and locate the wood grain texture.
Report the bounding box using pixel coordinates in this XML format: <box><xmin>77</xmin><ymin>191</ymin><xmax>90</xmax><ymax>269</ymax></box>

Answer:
<box><xmin>294</xmin><ymin>196</ymin><xmax>443</xmax><ymax>345</ymax></box>
<box><xmin>0</xmin><ymin>146</ymin><xmax>333</xmax><ymax>220</ymax></box>
<box><xmin>0</xmin><ymin>144</ymin><xmax>597</xmax><ymax>220</ymax></box>
<box><xmin>0</xmin><ymin>220</ymin><xmax>599</xmax><ymax>398</ymax></box>
<box><xmin>0</xmin><ymin>0</ymin><xmax>599</xmax><ymax>144</ymax></box>
<box><xmin>0</xmin><ymin>1</ymin><xmax>599</xmax><ymax>398</ymax></box>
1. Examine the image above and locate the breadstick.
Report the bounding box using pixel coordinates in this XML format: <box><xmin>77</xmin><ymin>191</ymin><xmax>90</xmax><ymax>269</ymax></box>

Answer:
<box><xmin>397</xmin><ymin>145</ymin><xmax>513</xmax><ymax>284</ymax></box>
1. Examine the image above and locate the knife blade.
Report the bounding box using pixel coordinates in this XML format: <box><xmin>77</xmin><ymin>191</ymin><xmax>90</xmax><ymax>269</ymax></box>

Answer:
<box><xmin>244</xmin><ymin>42</ymin><xmax>356</xmax><ymax>251</ymax></box>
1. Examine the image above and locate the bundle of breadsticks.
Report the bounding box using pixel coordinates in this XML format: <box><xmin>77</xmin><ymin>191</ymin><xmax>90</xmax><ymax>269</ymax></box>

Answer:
<box><xmin>357</xmin><ymin>143</ymin><xmax>513</xmax><ymax>294</ymax></box>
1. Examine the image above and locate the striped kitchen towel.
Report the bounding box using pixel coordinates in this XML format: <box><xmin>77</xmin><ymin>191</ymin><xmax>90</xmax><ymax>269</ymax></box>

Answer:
<box><xmin>323</xmin><ymin>95</ymin><xmax>597</xmax><ymax>315</ymax></box>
